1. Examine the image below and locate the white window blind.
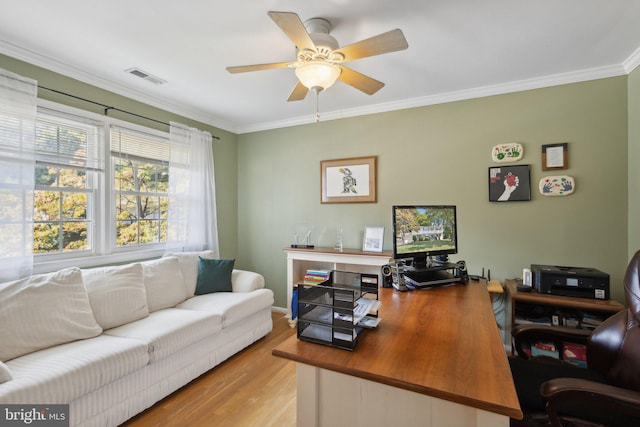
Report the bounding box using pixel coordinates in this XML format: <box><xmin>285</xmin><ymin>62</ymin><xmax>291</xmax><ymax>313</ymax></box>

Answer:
<box><xmin>36</xmin><ymin>108</ymin><xmax>103</xmax><ymax>171</ymax></box>
<box><xmin>110</xmin><ymin>125</ymin><xmax>169</xmax><ymax>163</ymax></box>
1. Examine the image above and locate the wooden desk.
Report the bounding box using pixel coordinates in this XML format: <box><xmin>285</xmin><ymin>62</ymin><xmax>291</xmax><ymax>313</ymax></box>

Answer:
<box><xmin>284</xmin><ymin>247</ymin><xmax>392</xmax><ymax>327</ymax></box>
<box><xmin>273</xmin><ymin>281</ymin><xmax>522</xmax><ymax>427</ymax></box>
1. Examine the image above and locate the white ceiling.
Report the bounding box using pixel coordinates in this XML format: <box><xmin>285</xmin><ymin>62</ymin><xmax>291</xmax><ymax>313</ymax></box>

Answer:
<box><xmin>1</xmin><ymin>0</ymin><xmax>640</xmax><ymax>134</ymax></box>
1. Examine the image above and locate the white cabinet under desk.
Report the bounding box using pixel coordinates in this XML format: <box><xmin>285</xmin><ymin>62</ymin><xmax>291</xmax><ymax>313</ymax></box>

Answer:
<box><xmin>284</xmin><ymin>247</ymin><xmax>392</xmax><ymax>327</ymax></box>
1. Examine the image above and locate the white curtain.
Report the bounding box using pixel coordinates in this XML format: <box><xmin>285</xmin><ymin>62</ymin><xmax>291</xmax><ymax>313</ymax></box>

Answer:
<box><xmin>166</xmin><ymin>122</ymin><xmax>219</xmax><ymax>255</ymax></box>
<box><xmin>0</xmin><ymin>68</ymin><xmax>37</xmax><ymax>282</ymax></box>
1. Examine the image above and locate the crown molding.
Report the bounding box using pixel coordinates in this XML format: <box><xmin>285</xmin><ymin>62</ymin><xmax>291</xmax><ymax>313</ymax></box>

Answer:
<box><xmin>624</xmin><ymin>46</ymin><xmax>640</xmax><ymax>73</ymax></box>
<box><xmin>237</xmin><ymin>63</ymin><xmax>628</xmax><ymax>134</ymax></box>
<box><xmin>2</xmin><ymin>40</ymin><xmax>633</xmax><ymax>135</ymax></box>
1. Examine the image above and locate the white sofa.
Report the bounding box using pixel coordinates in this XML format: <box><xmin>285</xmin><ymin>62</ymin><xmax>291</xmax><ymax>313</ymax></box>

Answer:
<box><xmin>0</xmin><ymin>251</ymin><xmax>274</xmax><ymax>427</ymax></box>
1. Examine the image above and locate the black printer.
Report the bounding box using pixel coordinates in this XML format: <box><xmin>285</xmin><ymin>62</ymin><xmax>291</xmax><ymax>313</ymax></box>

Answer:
<box><xmin>531</xmin><ymin>264</ymin><xmax>610</xmax><ymax>300</ymax></box>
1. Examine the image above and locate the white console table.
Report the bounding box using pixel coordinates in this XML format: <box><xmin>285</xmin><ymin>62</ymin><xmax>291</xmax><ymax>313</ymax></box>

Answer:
<box><xmin>284</xmin><ymin>247</ymin><xmax>392</xmax><ymax>327</ymax></box>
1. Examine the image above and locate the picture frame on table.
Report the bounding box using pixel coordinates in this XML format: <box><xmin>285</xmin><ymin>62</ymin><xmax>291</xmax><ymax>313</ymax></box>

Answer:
<box><xmin>362</xmin><ymin>226</ymin><xmax>384</xmax><ymax>253</ymax></box>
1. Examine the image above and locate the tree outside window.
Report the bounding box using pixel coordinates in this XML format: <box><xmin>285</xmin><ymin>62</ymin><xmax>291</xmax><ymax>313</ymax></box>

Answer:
<box><xmin>114</xmin><ymin>157</ymin><xmax>168</xmax><ymax>246</ymax></box>
<box><xmin>33</xmin><ymin>117</ymin><xmax>96</xmax><ymax>254</ymax></box>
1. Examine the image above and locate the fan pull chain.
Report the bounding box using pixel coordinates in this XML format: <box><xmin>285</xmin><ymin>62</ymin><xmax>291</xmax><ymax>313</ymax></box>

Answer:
<box><xmin>315</xmin><ymin>90</ymin><xmax>321</xmax><ymax>123</ymax></box>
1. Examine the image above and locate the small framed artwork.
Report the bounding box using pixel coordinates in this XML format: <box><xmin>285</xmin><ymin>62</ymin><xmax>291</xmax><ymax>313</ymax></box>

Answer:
<box><xmin>488</xmin><ymin>165</ymin><xmax>531</xmax><ymax>202</ymax></box>
<box><xmin>542</xmin><ymin>143</ymin><xmax>568</xmax><ymax>171</ymax></box>
<box><xmin>362</xmin><ymin>226</ymin><xmax>384</xmax><ymax>253</ymax></box>
<box><xmin>321</xmin><ymin>156</ymin><xmax>377</xmax><ymax>204</ymax></box>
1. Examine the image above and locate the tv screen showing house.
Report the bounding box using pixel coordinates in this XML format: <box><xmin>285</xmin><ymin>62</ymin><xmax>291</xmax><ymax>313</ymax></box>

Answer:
<box><xmin>392</xmin><ymin>205</ymin><xmax>457</xmax><ymax>258</ymax></box>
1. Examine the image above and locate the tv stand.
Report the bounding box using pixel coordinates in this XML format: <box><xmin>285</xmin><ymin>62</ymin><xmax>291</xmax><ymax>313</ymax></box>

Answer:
<box><xmin>403</xmin><ymin>262</ymin><xmax>462</xmax><ymax>288</ymax></box>
<box><xmin>407</xmin><ymin>262</ymin><xmax>459</xmax><ymax>272</ymax></box>
<box><xmin>408</xmin><ymin>254</ymin><xmax>451</xmax><ymax>270</ymax></box>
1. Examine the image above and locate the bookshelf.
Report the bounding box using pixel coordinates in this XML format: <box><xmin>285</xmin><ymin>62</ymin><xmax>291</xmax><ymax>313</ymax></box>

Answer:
<box><xmin>505</xmin><ymin>279</ymin><xmax>625</xmax><ymax>353</ymax></box>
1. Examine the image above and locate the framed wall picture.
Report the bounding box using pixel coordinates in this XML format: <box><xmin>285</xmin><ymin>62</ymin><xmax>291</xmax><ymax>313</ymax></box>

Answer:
<box><xmin>488</xmin><ymin>165</ymin><xmax>531</xmax><ymax>202</ymax></box>
<box><xmin>542</xmin><ymin>143</ymin><xmax>568</xmax><ymax>171</ymax></box>
<box><xmin>321</xmin><ymin>156</ymin><xmax>377</xmax><ymax>203</ymax></box>
<box><xmin>362</xmin><ymin>226</ymin><xmax>384</xmax><ymax>253</ymax></box>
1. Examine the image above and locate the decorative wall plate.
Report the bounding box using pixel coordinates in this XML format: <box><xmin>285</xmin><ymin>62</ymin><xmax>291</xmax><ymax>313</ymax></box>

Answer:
<box><xmin>539</xmin><ymin>175</ymin><xmax>575</xmax><ymax>196</ymax></box>
<box><xmin>492</xmin><ymin>143</ymin><xmax>523</xmax><ymax>162</ymax></box>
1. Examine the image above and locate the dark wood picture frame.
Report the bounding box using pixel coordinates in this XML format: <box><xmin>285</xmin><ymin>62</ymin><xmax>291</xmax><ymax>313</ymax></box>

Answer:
<box><xmin>542</xmin><ymin>143</ymin><xmax>568</xmax><ymax>171</ymax></box>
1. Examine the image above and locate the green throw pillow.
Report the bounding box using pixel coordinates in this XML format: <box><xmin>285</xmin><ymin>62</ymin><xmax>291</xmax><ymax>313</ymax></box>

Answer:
<box><xmin>195</xmin><ymin>257</ymin><xmax>235</xmax><ymax>295</ymax></box>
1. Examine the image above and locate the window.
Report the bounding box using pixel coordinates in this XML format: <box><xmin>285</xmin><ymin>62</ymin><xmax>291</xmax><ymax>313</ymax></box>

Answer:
<box><xmin>34</xmin><ymin>110</ymin><xmax>102</xmax><ymax>255</ymax></box>
<box><xmin>29</xmin><ymin>101</ymin><xmax>171</xmax><ymax>270</ymax></box>
<box><xmin>111</xmin><ymin>126</ymin><xmax>169</xmax><ymax>247</ymax></box>
<box><xmin>1</xmin><ymin>91</ymin><xmax>216</xmax><ymax>276</ymax></box>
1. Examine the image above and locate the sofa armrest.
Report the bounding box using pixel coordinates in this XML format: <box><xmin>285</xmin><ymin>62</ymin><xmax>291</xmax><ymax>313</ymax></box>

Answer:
<box><xmin>231</xmin><ymin>269</ymin><xmax>265</xmax><ymax>292</ymax></box>
<box><xmin>0</xmin><ymin>361</ymin><xmax>13</xmax><ymax>384</ymax></box>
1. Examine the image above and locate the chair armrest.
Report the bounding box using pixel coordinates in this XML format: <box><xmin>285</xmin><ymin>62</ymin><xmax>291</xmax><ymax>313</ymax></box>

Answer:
<box><xmin>541</xmin><ymin>378</ymin><xmax>640</xmax><ymax>427</ymax></box>
<box><xmin>512</xmin><ymin>324</ymin><xmax>591</xmax><ymax>360</ymax></box>
<box><xmin>231</xmin><ymin>269</ymin><xmax>265</xmax><ymax>292</ymax></box>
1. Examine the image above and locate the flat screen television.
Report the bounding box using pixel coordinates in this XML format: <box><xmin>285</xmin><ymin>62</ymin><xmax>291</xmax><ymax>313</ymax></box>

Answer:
<box><xmin>392</xmin><ymin>205</ymin><xmax>458</xmax><ymax>270</ymax></box>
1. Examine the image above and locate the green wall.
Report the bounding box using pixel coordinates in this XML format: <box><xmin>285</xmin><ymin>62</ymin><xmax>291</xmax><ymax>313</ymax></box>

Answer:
<box><xmin>2</xmin><ymin>53</ymin><xmax>634</xmax><ymax>308</ymax></box>
<box><xmin>238</xmin><ymin>77</ymin><xmax>630</xmax><ymax>308</ymax></box>
<box><xmin>0</xmin><ymin>54</ymin><xmax>239</xmax><ymax>259</ymax></box>
<box><xmin>629</xmin><ymin>67</ymin><xmax>640</xmax><ymax>261</ymax></box>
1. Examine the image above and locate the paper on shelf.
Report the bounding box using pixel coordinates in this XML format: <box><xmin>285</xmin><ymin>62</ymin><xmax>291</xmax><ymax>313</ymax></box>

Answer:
<box><xmin>334</xmin><ymin>298</ymin><xmax>381</xmax><ymax>324</ymax></box>
<box><xmin>358</xmin><ymin>316</ymin><xmax>381</xmax><ymax>328</ymax></box>
<box><xmin>334</xmin><ymin>330</ymin><xmax>356</xmax><ymax>341</ymax></box>
<box><xmin>300</xmin><ymin>324</ymin><xmax>332</xmax><ymax>341</ymax></box>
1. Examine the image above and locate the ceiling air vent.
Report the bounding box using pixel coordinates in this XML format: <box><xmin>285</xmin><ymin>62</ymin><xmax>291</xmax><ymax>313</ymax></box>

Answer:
<box><xmin>124</xmin><ymin>68</ymin><xmax>167</xmax><ymax>85</ymax></box>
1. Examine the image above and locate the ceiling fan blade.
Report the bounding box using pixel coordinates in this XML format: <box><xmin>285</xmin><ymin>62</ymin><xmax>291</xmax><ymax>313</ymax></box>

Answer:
<box><xmin>287</xmin><ymin>81</ymin><xmax>309</xmax><ymax>101</ymax></box>
<box><xmin>334</xmin><ymin>29</ymin><xmax>408</xmax><ymax>62</ymax></box>
<box><xmin>226</xmin><ymin>62</ymin><xmax>291</xmax><ymax>74</ymax></box>
<box><xmin>268</xmin><ymin>11</ymin><xmax>316</xmax><ymax>51</ymax></box>
<box><xmin>337</xmin><ymin>66</ymin><xmax>385</xmax><ymax>95</ymax></box>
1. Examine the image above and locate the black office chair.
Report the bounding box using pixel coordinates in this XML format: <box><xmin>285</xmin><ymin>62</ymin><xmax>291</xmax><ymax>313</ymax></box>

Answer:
<box><xmin>509</xmin><ymin>250</ymin><xmax>640</xmax><ymax>427</ymax></box>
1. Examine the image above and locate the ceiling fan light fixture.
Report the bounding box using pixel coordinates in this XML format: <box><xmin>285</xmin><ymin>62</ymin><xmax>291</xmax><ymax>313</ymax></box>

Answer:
<box><xmin>295</xmin><ymin>61</ymin><xmax>341</xmax><ymax>92</ymax></box>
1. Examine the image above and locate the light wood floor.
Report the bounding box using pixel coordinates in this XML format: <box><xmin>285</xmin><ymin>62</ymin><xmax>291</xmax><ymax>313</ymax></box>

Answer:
<box><xmin>121</xmin><ymin>311</ymin><xmax>297</xmax><ymax>427</ymax></box>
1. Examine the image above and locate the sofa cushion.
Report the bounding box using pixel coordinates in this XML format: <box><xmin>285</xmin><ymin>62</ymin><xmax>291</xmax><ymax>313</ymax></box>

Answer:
<box><xmin>142</xmin><ymin>257</ymin><xmax>187</xmax><ymax>312</ymax></box>
<box><xmin>164</xmin><ymin>250</ymin><xmax>215</xmax><ymax>297</ymax></box>
<box><xmin>195</xmin><ymin>258</ymin><xmax>235</xmax><ymax>295</ymax></box>
<box><xmin>1</xmin><ymin>334</ymin><xmax>149</xmax><ymax>404</ymax></box>
<box><xmin>82</xmin><ymin>263</ymin><xmax>149</xmax><ymax>329</ymax></box>
<box><xmin>0</xmin><ymin>361</ymin><xmax>12</xmax><ymax>384</ymax></box>
<box><xmin>104</xmin><ymin>308</ymin><xmax>222</xmax><ymax>363</ymax></box>
<box><xmin>0</xmin><ymin>267</ymin><xmax>103</xmax><ymax>362</ymax></box>
<box><xmin>175</xmin><ymin>288</ymin><xmax>274</xmax><ymax>328</ymax></box>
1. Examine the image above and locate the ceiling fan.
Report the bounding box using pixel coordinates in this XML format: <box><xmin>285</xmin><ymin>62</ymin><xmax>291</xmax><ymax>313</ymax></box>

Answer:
<box><xmin>226</xmin><ymin>11</ymin><xmax>409</xmax><ymax>102</ymax></box>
